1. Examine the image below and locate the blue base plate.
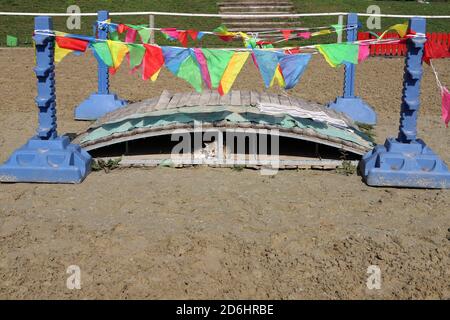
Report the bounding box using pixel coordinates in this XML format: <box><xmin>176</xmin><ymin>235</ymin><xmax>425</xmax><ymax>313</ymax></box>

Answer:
<box><xmin>0</xmin><ymin>136</ymin><xmax>92</xmax><ymax>184</ymax></box>
<box><xmin>328</xmin><ymin>96</ymin><xmax>377</xmax><ymax>125</ymax></box>
<box><xmin>360</xmin><ymin>138</ymin><xmax>450</xmax><ymax>189</ymax></box>
<box><xmin>75</xmin><ymin>93</ymin><xmax>127</xmax><ymax>121</ymax></box>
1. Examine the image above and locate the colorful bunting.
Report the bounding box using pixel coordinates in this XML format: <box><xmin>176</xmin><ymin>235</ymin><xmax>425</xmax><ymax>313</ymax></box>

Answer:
<box><xmin>138</xmin><ymin>28</ymin><xmax>152</xmax><ymax>44</ymax></box>
<box><xmin>177</xmin><ymin>31</ymin><xmax>189</xmax><ymax>47</ymax></box>
<box><xmin>317</xmin><ymin>43</ymin><xmax>359</xmax><ymax>67</ymax></box>
<box><xmin>297</xmin><ymin>32</ymin><xmax>311</xmax><ymax>40</ymax></box>
<box><xmin>380</xmin><ymin>22</ymin><xmax>408</xmax><ymax>39</ymax></box>
<box><xmin>218</xmin><ymin>52</ymin><xmax>249</xmax><ymax>96</ymax></box>
<box><xmin>331</xmin><ymin>24</ymin><xmax>343</xmax><ymax>40</ymax></box>
<box><xmin>107</xmin><ymin>40</ymin><xmax>128</xmax><ymax>70</ymax></box>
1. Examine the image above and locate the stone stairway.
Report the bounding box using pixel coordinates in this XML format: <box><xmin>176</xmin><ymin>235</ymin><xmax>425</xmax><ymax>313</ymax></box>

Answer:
<box><xmin>218</xmin><ymin>0</ymin><xmax>300</xmax><ymax>35</ymax></box>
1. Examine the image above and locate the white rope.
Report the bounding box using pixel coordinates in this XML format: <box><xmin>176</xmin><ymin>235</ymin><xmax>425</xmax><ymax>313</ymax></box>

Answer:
<box><xmin>430</xmin><ymin>60</ymin><xmax>444</xmax><ymax>91</ymax></box>
<box><xmin>1</xmin><ymin>11</ymin><xmax>450</xmax><ymax>19</ymax></box>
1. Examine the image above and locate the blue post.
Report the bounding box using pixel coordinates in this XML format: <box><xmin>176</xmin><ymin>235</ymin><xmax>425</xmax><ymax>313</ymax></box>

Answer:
<box><xmin>74</xmin><ymin>10</ymin><xmax>127</xmax><ymax>120</ymax></box>
<box><xmin>360</xmin><ymin>17</ymin><xmax>450</xmax><ymax>189</ymax></box>
<box><xmin>328</xmin><ymin>13</ymin><xmax>377</xmax><ymax>125</ymax></box>
<box><xmin>0</xmin><ymin>16</ymin><xmax>91</xmax><ymax>183</ymax></box>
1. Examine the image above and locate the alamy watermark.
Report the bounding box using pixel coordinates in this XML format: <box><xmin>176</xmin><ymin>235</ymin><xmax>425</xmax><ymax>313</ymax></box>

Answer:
<box><xmin>170</xmin><ymin>122</ymin><xmax>279</xmax><ymax>175</ymax></box>
<box><xmin>66</xmin><ymin>5</ymin><xmax>81</xmax><ymax>30</ymax></box>
<box><xmin>66</xmin><ymin>265</ymin><xmax>81</xmax><ymax>290</ymax></box>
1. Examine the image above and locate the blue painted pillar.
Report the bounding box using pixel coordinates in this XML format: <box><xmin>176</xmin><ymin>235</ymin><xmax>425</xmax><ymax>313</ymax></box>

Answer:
<box><xmin>74</xmin><ymin>10</ymin><xmax>127</xmax><ymax>120</ymax></box>
<box><xmin>0</xmin><ymin>16</ymin><xmax>92</xmax><ymax>183</ymax></box>
<box><xmin>360</xmin><ymin>17</ymin><xmax>450</xmax><ymax>189</ymax></box>
<box><xmin>328</xmin><ymin>13</ymin><xmax>377</xmax><ymax>125</ymax></box>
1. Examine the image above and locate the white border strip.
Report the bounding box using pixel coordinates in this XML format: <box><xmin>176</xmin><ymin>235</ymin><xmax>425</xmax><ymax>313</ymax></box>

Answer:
<box><xmin>0</xmin><ymin>11</ymin><xmax>449</xmax><ymax>19</ymax></box>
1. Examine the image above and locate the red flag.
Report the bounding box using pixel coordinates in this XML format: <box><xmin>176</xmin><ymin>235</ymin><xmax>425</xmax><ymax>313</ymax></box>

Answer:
<box><xmin>141</xmin><ymin>44</ymin><xmax>164</xmax><ymax>80</ymax></box>
<box><xmin>281</xmin><ymin>30</ymin><xmax>293</xmax><ymax>41</ymax></box>
<box><xmin>55</xmin><ymin>36</ymin><xmax>88</xmax><ymax>52</ymax></box>
<box><xmin>187</xmin><ymin>29</ymin><xmax>199</xmax><ymax>41</ymax></box>
<box><xmin>177</xmin><ymin>31</ymin><xmax>189</xmax><ymax>47</ymax></box>
<box><xmin>117</xmin><ymin>24</ymin><xmax>127</xmax><ymax>34</ymax></box>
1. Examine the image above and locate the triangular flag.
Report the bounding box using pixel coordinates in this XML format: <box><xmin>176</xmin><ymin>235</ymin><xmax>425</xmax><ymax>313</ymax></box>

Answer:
<box><xmin>138</xmin><ymin>28</ymin><xmax>151</xmax><ymax>44</ymax></box>
<box><xmin>278</xmin><ymin>53</ymin><xmax>312</xmax><ymax>89</ymax></box>
<box><xmin>142</xmin><ymin>44</ymin><xmax>164</xmax><ymax>81</ymax></box>
<box><xmin>55</xmin><ymin>36</ymin><xmax>88</xmax><ymax>52</ymax></box>
<box><xmin>297</xmin><ymin>32</ymin><xmax>311</xmax><ymax>39</ymax></box>
<box><xmin>281</xmin><ymin>30</ymin><xmax>293</xmax><ymax>41</ymax></box>
<box><xmin>125</xmin><ymin>27</ymin><xmax>138</xmax><ymax>43</ymax></box>
<box><xmin>6</xmin><ymin>35</ymin><xmax>18</xmax><ymax>47</ymax></box>
<box><xmin>187</xmin><ymin>30</ymin><xmax>199</xmax><ymax>41</ymax></box>
<box><xmin>177</xmin><ymin>31</ymin><xmax>189</xmax><ymax>47</ymax></box>
<box><xmin>311</xmin><ymin>29</ymin><xmax>332</xmax><ymax>37</ymax></box>
<box><xmin>176</xmin><ymin>54</ymin><xmax>203</xmax><ymax>92</ymax></box>
<box><xmin>54</xmin><ymin>42</ymin><xmax>73</xmax><ymax>63</ymax></box>
<box><xmin>317</xmin><ymin>43</ymin><xmax>359</xmax><ymax>67</ymax></box>
<box><xmin>201</xmin><ymin>48</ymin><xmax>235</xmax><ymax>89</ymax></box>
<box><xmin>162</xmin><ymin>46</ymin><xmax>191</xmax><ymax>75</ymax></box>
<box><xmin>161</xmin><ymin>28</ymin><xmax>179</xmax><ymax>40</ymax></box>
<box><xmin>270</xmin><ymin>65</ymin><xmax>286</xmax><ymax>88</ymax></box>
<box><xmin>331</xmin><ymin>24</ymin><xmax>343</xmax><ymax>40</ymax></box>
<box><xmin>442</xmin><ymin>86</ymin><xmax>450</xmax><ymax>127</ymax></box>
<box><xmin>127</xmin><ymin>43</ymin><xmax>146</xmax><ymax>69</ymax></box>
<box><xmin>91</xmin><ymin>42</ymin><xmax>114</xmax><ymax>67</ymax></box>
<box><xmin>107</xmin><ymin>40</ymin><xmax>129</xmax><ymax>70</ymax></box>
<box><xmin>193</xmin><ymin>48</ymin><xmax>212</xmax><ymax>89</ymax></box>
<box><xmin>218</xmin><ymin>52</ymin><xmax>249</xmax><ymax>96</ymax></box>
<box><xmin>358</xmin><ymin>44</ymin><xmax>370</xmax><ymax>63</ymax></box>
<box><xmin>252</xmin><ymin>50</ymin><xmax>281</xmax><ymax>88</ymax></box>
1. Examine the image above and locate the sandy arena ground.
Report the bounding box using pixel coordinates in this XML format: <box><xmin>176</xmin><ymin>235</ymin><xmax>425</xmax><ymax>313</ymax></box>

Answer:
<box><xmin>0</xmin><ymin>48</ymin><xmax>449</xmax><ymax>299</ymax></box>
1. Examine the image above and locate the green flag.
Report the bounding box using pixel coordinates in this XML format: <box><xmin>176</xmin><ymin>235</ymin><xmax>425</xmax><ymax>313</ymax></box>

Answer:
<box><xmin>317</xmin><ymin>43</ymin><xmax>359</xmax><ymax>67</ymax></box>
<box><xmin>91</xmin><ymin>42</ymin><xmax>113</xmax><ymax>67</ymax></box>
<box><xmin>127</xmin><ymin>43</ymin><xmax>146</xmax><ymax>68</ymax></box>
<box><xmin>6</xmin><ymin>35</ymin><xmax>18</xmax><ymax>47</ymax></box>
<box><xmin>201</xmin><ymin>49</ymin><xmax>234</xmax><ymax>89</ymax></box>
<box><xmin>177</xmin><ymin>55</ymin><xmax>203</xmax><ymax>92</ymax></box>
<box><xmin>138</xmin><ymin>29</ymin><xmax>151</xmax><ymax>44</ymax></box>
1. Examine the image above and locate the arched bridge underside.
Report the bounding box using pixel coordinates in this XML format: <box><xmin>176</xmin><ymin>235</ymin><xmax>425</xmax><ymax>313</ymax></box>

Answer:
<box><xmin>75</xmin><ymin>90</ymin><xmax>374</xmax><ymax>169</ymax></box>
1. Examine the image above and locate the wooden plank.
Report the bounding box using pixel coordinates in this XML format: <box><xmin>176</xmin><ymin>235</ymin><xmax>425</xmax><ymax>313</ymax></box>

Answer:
<box><xmin>241</xmin><ymin>90</ymin><xmax>250</xmax><ymax>106</ymax></box>
<box><xmin>208</xmin><ymin>91</ymin><xmax>220</xmax><ymax>105</ymax></box>
<box><xmin>155</xmin><ymin>90</ymin><xmax>172</xmax><ymax>110</ymax></box>
<box><xmin>187</xmin><ymin>92</ymin><xmax>201</xmax><ymax>106</ymax></box>
<box><xmin>230</xmin><ymin>90</ymin><xmax>241</xmax><ymax>106</ymax></box>
<box><xmin>219</xmin><ymin>92</ymin><xmax>231</xmax><ymax>105</ymax></box>
<box><xmin>199</xmin><ymin>90</ymin><xmax>212</xmax><ymax>106</ymax></box>
<box><xmin>177</xmin><ymin>92</ymin><xmax>192</xmax><ymax>107</ymax></box>
<box><xmin>269</xmin><ymin>93</ymin><xmax>280</xmax><ymax>105</ymax></box>
<box><xmin>278</xmin><ymin>95</ymin><xmax>291</xmax><ymax>106</ymax></box>
<box><xmin>259</xmin><ymin>92</ymin><xmax>271</xmax><ymax>104</ymax></box>
<box><xmin>167</xmin><ymin>93</ymin><xmax>183</xmax><ymax>109</ymax></box>
<box><xmin>250</xmin><ymin>91</ymin><xmax>260</xmax><ymax>105</ymax></box>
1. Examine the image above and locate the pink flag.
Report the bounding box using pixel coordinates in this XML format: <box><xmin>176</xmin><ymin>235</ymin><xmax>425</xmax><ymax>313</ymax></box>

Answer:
<box><xmin>358</xmin><ymin>44</ymin><xmax>370</xmax><ymax>63</ymax></box>
<box><xmin>297</xmin><ymin>32</ymin><xmax>311</xmax><ymax>39</ymax></box>
<box><xmin>442</xmin><ymin>86</ymin><xmax>450</xmax><ymax>127</ymax></box>
<box><xmin>125</xmin><ymin>28</ymin><xmax>138</xmax><ymax>43</ymax></box>
<box><xmin>194</xmin><ymin>48</ymin><xmax>212</xmax><ymax>89</ymax></box>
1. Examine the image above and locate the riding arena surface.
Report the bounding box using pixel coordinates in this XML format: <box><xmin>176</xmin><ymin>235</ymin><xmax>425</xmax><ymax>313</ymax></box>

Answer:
<box><xmin>0</xmin><ymin>48</ymin><xmax>449</xmax><ymax>299</ymax></box>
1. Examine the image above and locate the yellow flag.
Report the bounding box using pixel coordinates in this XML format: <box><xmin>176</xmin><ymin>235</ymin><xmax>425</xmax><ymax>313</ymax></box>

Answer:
<box><xmin>219</xmin><ymin>52</ymin><xmax>249</xmax><ymax>95</ymax></box>
<box><xmin>311</xmin><ymin>29</ymin><xmax>332</xmax><ymax>37</ymax></box>
<box><xmin>107</xmin><ymin>40</ymin><xmax>129</xmax><ymax>69</ymax></box>
<box><xmin>381</xmin><ymin>22</ymin><xmax>408</xmax><ymax>39</ymax></box>
<box><xmin>54</xmin><ymin>42</ymin><xmax>73</xmax><ymax>63</ymax></box>
<box><xmin>150</xmin><ymin>68</ymin><xmax>161</xmax><ymax>82</ymax></box>
<box><xmin>270</xmin><ymin>65</ymin><xmax>286</xmax><ymax>88</ymax></box>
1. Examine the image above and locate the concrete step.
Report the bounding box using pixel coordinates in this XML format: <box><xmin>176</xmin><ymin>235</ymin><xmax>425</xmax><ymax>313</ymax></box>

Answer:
<box><xmin>224</xmin><ymin>21</ymin><xmax>301</xmax><ymax>27</ymax></box>
<box><xmin>219</xmin><ymin>11</ymin><xmax>291</xmax><ymax>15</ymax></box>
<box><xmin>218</xmin><ymin>1</ymin><xmax>293</xmax><ymax>6</ymax></box>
